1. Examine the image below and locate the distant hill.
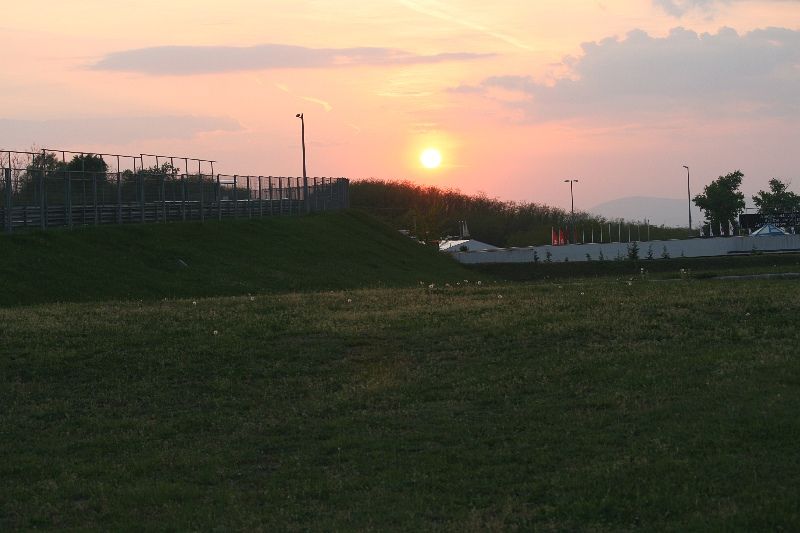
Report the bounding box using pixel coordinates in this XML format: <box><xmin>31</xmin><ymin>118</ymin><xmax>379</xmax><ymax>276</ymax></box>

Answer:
<box><xmin>590</xmin><ymin>196</ymin><xmax>703</xmax><ymax>228</ymax></box>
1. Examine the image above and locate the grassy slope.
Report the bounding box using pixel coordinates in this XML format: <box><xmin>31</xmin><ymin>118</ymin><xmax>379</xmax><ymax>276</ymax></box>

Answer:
<box><xmin>2</xmin><ymin>280</ymin><xmax>800</xmax><ymax>530</ymax></box>
<box><xmin>0</xmin><ymin>210</ymin><xmax>469</xmax><ymax>306</ymax></box>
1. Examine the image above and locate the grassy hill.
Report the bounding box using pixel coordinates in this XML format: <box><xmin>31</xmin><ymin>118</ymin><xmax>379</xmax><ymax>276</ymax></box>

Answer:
<box><xmin>3</xmin><ymin>213</ymin><xmax>800</xmax><ymax>529</ymax></box>
<box><xmin>0</xmin><ymin>210</ymin><xmax>470</xmax><ymax>307</ymax></box>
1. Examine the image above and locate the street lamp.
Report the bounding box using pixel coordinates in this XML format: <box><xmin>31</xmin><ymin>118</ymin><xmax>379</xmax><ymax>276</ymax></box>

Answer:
<box><xmin>683</xmin><ymin>165</ymin><xmax>691</xmax><ymax>229</ymax></box>
<box><xmin>296</xmin><ymin>113</ymin><xmax>309</xmax><ymax>213</ymax></box>
<box><xmin>564</xmin><ymin>179</ymin><xmax>578</xmax><ymax>243</ymax></box>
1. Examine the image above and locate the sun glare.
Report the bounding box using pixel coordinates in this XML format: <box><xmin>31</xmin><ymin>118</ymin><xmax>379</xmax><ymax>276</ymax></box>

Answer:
<box><xmin>420</xmin><ymin>148</ymin><xmax>442</xmax><ymax>169</ymax></box>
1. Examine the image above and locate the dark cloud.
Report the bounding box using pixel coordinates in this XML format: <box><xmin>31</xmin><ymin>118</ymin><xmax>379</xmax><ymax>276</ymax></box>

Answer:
<box><xmin>452</xmin><ymin>27</ymin><xmax>800</xmax><ymax>122</ymax></box>
<box><xmin>0</xmin><ymin>115</ymin><xmax>241</xmax><ymax>146</ymax></box>
<box><xmin>91</xmin><ymin>44</ymin><xmax>491</xmax><ymax>75</ymax></box>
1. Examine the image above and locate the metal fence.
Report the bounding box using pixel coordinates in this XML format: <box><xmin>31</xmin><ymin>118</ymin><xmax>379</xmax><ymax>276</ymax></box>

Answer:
<box><xmin>0</xmin><ymin>167</ymin><xmax>349</xmax><ymax>233</ymax></box>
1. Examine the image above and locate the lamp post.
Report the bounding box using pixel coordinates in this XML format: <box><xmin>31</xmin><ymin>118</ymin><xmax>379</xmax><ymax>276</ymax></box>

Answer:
<box><xmin>296</xmin><ymin>113</ymin><xmax>309</xmax><ymax>213</ymax></box>
<box><xmin>683</xmin><ymin>165</ymin><xmax>691</xmax><ymax>229</ymax></box>
<box><xmin>564</xmin><ymin>179</ymin><xmax>578</xmax><ymax>243</ymax></box>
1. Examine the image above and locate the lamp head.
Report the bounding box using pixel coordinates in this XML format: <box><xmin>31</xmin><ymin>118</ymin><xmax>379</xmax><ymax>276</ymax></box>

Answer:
<box><xmin>296</xmin><ymin>113</ymin><xmax>303</xmax><ymax>118</ymax></box>
<box><xmin>683</xmin><ymin>165</ymin><xmax>689</xmax><ymax>170</ymax></box>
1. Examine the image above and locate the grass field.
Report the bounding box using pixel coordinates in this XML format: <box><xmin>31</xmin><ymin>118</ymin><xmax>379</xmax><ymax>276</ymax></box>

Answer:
<box><xmin>2</xmin><ymin>215</ymin><xmax>800</xmax><ymax>530</ymax></box>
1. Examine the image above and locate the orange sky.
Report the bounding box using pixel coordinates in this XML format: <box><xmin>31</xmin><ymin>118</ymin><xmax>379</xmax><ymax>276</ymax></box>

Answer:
<box><xmin>2</xmin><ymin>0</ymin><xmax>799</xmax><ymax>219</ymax></box>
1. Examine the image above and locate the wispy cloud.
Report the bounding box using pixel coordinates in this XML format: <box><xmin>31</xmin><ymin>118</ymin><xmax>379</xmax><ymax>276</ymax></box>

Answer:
<box><xmin>0</xmin><ymin>116</ymin><xmax>241</xmax><ymax>145</ymax></box>
<box><xmin>91</xmin><ymin>43</ymin><xmax>492</xmax><ymax>75</ymax></box>
<box><xmin>397</xmin><ymin>0</ymin><xmax>538</xmax><ymax>52</ymax></box>
<box><xmin>653</xmin><ymin>0</ymin><xmax>800</xmax><ymax>17</ymax></box>
<box><xmin>302</xmin><ymin>96</ymin><xmax>333</xmax><ymax>112</ymax></box>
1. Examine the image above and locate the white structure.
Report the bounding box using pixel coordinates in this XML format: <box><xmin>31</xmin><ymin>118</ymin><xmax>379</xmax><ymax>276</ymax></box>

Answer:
<box><xmin>751</xmin><ymin>224</ymin><xmax>788</xmax><ymax>236</ymax></box>
<box><xmin>439</xmin><ymin>239</ymin><xmax>497</xmax><ymax>253</ymax></box>
<box><xmin>450</xmin><ymin>235</ymin><xmax>800</xmax><ymax>264</ymax></box>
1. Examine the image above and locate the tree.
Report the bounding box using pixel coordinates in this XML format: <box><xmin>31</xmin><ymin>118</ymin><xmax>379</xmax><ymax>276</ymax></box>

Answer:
<box><xmin>752</xmin><ymin>178</ymin><xmax>800</xmax><ymax>216</ymax></box>
<box><xmin>64</xmin><ymin>154</ymin><xmax>108</xmax><ymax>174</ymax></box>
<box><xmin>693</xmin><ymin>170</ymin><xmax>745</xmax><ymax>236</ymax></box>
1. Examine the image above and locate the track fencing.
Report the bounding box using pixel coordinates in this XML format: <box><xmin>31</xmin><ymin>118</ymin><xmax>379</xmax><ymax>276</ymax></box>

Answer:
<box><xmin>0</xmin><ymin>167</ymin><xmax>349</xmax><ymax>233</ymax></box>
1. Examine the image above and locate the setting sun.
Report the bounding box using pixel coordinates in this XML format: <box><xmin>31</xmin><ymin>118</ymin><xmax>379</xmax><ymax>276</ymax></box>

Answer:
<box><xmin>420</xmin><ymin>148</ymin><xmax>442</xmax><ymax>169</ymax></box>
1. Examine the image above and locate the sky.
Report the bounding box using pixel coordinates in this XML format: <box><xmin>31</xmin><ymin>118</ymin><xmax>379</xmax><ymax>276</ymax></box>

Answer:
<box><xmin>1</xmin><ymin>0</ymin><xmax>799</xmax><ymax>219</ymax></box>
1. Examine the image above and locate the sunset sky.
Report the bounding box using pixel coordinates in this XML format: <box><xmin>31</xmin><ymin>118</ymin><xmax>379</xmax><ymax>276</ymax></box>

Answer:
<box><xmin>2</xmin><ymin>0</ymin><xmax>799</xmax><ymax>216</ymax></box>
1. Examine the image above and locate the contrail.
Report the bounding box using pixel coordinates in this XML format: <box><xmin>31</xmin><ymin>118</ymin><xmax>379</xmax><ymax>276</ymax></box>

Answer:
<box><xmin>302</xmin><ymin>96</ymin><xmax>333</xmax><ymax>112</ymax></box>
<box><xmin>397</xmin><ymin>0</ymin><xmax>538</xmax><ymax>52</ymax></box>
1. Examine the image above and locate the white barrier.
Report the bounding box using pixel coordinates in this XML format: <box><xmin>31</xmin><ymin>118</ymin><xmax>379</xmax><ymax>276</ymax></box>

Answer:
<box><xmin>452</xmin><ymin>235</ymin><xmax>800</xmax><ymax>264</ymax></box>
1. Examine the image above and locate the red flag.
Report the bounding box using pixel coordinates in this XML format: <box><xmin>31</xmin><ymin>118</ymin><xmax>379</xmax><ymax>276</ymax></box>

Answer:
<box><xmin>551</xmin><ymin>227</ymin><xmax>557</xmax><ymax>245</ymax></box>
<box><xmin>559</xmin><ymin>228</ymin><xmax>566</xmax><ymax>245</ymax></box>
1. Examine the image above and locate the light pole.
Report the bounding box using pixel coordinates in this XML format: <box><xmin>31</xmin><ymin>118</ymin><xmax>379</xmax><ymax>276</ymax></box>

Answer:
<box><xmin>683</xmin><ymin>165</ymin><xmax>691</xmax><ymax>229</ymax></box>
<box><xmin>564</xmin><ymin>179</ymin><xmax>578</xmax><ymax>243</ymax></box>
<box><xmin>296</xmin><ymin>113</ymin><xmax>309</xmax><ymax>213</ymax></box>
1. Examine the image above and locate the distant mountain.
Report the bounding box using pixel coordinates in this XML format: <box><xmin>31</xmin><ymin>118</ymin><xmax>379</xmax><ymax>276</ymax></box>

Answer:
<box><xmin>589</xmin><ymin>196</ymin><xmax>703</xmax><ymax>228</ymax></box>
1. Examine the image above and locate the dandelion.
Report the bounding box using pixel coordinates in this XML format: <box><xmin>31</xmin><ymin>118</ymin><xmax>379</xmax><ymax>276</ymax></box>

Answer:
<box><xmin>626</xmin><ymin>281</ymin><xmax>632</xmax><ymax>286</ymax></box>
<box><xmin>498</xmin><ymin>294</ymin><xmax>504</xmax><ymax>299</ymax></box>
<box><xmin>213</xmin><ymin>330</ymin><xmax>219</xmax><ymax>336</ymax></box>
<box><xmin>580</xmin><ymin>292</ymin><xmax>585</xmax><ymax>296</ymax></box>
<box><xmin>192</xmin><ymin>301</ymin><xmax>197</xmax><ymax>306</ymax></box>
<box><xmin>249</xmin><ymin>296</ymin><xmax>255</xmax><ymax>301</ymax></box>
<box><xmin>347</xmin><ymin>298</ymin><xmax>352</xmax><ymax>303</ymax></box>
<box><xmin>464</xmin><ymin>279</ymin><xmax>469</xmax><ymax>284</ymax></box>
<box><xmin>745</xmin><ymin>312</ymin><xmax>751</xmax><ymax>317</ymax></box>
<box><xmin>428</xmin><ymin>283</ymin><xmax>435</xmax><ymax>289</ymax></box>
<box><xmin>445</xmin><ymin>283</ymin><xmax>451</xmax><ymax>288</ymax></box>
<box><xmin>476</xmin><ymin>281</ymin><xmax>482</xmax><ymax>286</ymax></box>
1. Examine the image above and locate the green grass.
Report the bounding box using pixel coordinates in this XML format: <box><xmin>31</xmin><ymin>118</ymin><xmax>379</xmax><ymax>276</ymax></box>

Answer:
<box><xmin>3</xmin><ymin>214</ymin><xmax>800</xmax><ymax>529</ymax></box>
<box><xmin>0</xmin><ymin>210</ymin><xmax>469</xmax><ymax>307</ymax></box>
<box><xmin>3</xmin><ymin>278</ymin><xmax>800</xmax><ymax>530</ymax></box>
<box><xmin>471</xmin><ymin>252</ymin><xmax>800</xmax><ymax>282</ymax></box>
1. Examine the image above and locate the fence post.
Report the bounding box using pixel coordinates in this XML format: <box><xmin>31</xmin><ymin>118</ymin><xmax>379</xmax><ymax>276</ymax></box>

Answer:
<box><xmin>116</xmin><ymin>171</ymin><xmax>122</xmax><ymax>224</ymax></box>
<box><xmin>258</xmin><ymin>176</ymin><xmax>263</xmax><ymax>217</ymax></box>
<box><xmin>247</xmin><ymin>176</ymin><xmax>252</xmax><ymax>218</ymax></box>
<box><xmin>4</xmin><ymin>168</ymin><xmax>11</xmax><ymax>234</ymax></box>
<box><xmin>233</xmin><ymin>175</ymin><xmax>239</xmax><ymax>218</ymax></box>
<box><xmin>181</xmin><ymin>174</ymin><xmax>186</xmax><ymax>221</ymax></box>
<box><xmin>65</xmin><ymin>170</ymin><xmax>72</xmax><ymax>229</ymax></box>
<box><xmin>217</xmin><ymin>174</ymin><xmax>222</xmax><ymax>221</ymax></box>
<box><xmin>92</xmin><ymin>173</ymin><xmax>98</xmax><ymax>226</ymax></box>
<box><xmin>139</xmin><ymin>172</ymin><xmax>145</xmax><ymax>224</ymax></box>
<box><xmin>199</xmin><ymin>173</ymin><xmax>205</xmax><ymax>223</ymax></box>
<box><xmin>279</xmin><ymin>177</ymin><xmax>283</xmax><ymax>215</ymax></box>
<box><xmin>39</xmin><ymin>167</ymin><xmax>46</xmax><ymax>230</ymax></box>
<box><xmin>269</xmin><ymin>177</ymin><xmax>274</xmax><ymax>216</ymax></box>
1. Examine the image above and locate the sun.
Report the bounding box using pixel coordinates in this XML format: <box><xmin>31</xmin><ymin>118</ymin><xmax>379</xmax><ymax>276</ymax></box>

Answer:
<box><xmin>420</xmin><ymin>148</ymin><xmax>442</xmax><ymax>169</ymax></box>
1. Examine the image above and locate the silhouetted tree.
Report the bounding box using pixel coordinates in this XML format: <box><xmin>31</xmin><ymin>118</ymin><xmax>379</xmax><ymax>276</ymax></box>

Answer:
<box><xmin>693</xmin><ymin>170</ymin><xmax>745</xmax><ymax>236</ymax></box>
<box><xmin>752</xmin><ymin>178</ymin><xmax>800</xmax><ymax>216</ymax></box>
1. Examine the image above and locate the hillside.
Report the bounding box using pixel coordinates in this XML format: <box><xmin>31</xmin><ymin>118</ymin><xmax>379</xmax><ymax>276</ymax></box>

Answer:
<box><xmin>0</xmin><ymin>210</ymin><xmax>470</xmax><ymax>307</ymax></box>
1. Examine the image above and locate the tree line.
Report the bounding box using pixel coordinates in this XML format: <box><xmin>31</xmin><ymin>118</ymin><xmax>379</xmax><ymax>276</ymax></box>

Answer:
<box><xmin>349</xmin><ymin>179</ymin><xmax>688</xmax><ymax>247</ymax></box>
<box><xmin>693</xmin><ymin>171</ymin><xmax>799</xmax><ymax>235</ymax></box>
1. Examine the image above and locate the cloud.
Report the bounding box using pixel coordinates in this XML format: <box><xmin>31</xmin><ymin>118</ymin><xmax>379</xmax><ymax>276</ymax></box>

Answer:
<box><xmin>397</xmin><ymin>0</ymin><xmax>537</xmax><ymax>52</ymax></box>
<box><xmin>0</xmin><ymin>115</ymin><xmax>242</xmax><ymax>146</ymax></box>
<box><xmin>453</xmin><ymin>27</ymin><xmax>800</xmax><ymax>123</ymax></box>
<box><xmin>653</xmin><ymin>0</ymin><xmax>800</xmax><ymax>17</ymax></box>
<box><xmin>653</xmin><ymin>0</ymin><xmax>723</xmax><ymax>17</ymax></box>
<box><xmin>91</xmin><ymin>43</ymin><xmax>491</xmax><ymax>75</ymax></box>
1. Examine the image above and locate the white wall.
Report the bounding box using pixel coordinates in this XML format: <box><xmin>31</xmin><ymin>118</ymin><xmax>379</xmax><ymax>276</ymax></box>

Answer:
<box><xmin>451</xmin><ymin>235</ymin><xmax>800</xmax><ymax>264</ymax></box>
